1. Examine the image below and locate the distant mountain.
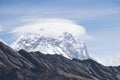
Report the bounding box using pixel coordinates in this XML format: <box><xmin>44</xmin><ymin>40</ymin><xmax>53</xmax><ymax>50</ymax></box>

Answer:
<box><xmin>0</xmin><ymin>41</ymin><xmax>120</xmax><ymax>80</ymax></box>
<box><xmin>11</xmin><ymin>32</ymin><xmax>89</xmax><ymax>60</ymax></box>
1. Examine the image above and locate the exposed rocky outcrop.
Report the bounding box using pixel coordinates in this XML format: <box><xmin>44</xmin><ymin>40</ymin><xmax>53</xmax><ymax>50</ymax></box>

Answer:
<box><xmin>0</xmin><ymin>41</ymin><xmax>120</xmax><ymax>80</ymax></box>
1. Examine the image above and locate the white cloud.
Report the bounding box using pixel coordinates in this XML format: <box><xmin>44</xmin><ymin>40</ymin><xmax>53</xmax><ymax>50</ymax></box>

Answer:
<box><xmin>11</xmin><ymin>18</ymin><xmax>92</xmax><ymax>40</ymax></box>
<box><xmin>91</xmin><ymin>53</ymin><xmax>120</xmax><ymax>66</ymax></box>
<box><xmin>1</xmin><ymin>6</ymin><xmax>119</xmax><ymax>21</ymax></box>
<box><xmin>100</xmin><ymin>56</ymin><xmax>120</xmax><ymax>66</ymax></box>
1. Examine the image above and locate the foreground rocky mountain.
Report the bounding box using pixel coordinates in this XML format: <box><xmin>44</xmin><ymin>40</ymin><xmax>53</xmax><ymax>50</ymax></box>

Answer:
<box><xmin>0</xmin><ymin>41</ymin><xmax>120</xmax><ymax>80</ymax></box>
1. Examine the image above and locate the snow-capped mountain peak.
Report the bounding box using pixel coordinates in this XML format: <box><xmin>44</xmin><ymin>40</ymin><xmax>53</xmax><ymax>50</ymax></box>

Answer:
<box><xmin>11</xmin><ymin>19</ymin><xmax>90</xmax><ymax>60</ymax></box>
<box><xmin>11</xmin><ymin>32</ymin><xmax>90</xmax><ymax>60</ymax></box>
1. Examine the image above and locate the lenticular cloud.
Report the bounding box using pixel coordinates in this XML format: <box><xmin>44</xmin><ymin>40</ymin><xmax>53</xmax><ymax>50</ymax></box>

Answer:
<box><xmin>11</xmin><ymin>18</ymin><xmax>92</xmax><ymax>40</ymax></box>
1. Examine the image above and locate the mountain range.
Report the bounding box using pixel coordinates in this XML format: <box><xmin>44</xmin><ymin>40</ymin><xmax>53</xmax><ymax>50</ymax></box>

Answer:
<box><xmin>0</xmin><ymin>41</ymin><xmax>120</xmax><ymax>80</ymax></box>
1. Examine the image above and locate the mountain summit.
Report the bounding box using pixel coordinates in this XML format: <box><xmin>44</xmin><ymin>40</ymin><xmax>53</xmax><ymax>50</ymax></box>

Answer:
<box><xmin>11</xmin><ymin>20</ymin><xmax>91</xmax><ymax>60</ymax></box>
<box><xmin>11</xmin><ymin>32</ymin><xmax>89</xmax><ymax>60</ymax></box>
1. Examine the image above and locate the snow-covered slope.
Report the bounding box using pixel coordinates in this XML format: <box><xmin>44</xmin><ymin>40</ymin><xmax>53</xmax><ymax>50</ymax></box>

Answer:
<box><xmin>11</xmin><ymin>32</ymin><xmax>89</xmax><ymax>60</ymax></box>
<box><xmin>0</xmin><ymin>39</ymin><xmax>8</xmax><ymax>45</ymax></box>
<box><xmin>11</xmin><ymin>19</ymin><xmax>90</xmax><ymax>60</ymax></box>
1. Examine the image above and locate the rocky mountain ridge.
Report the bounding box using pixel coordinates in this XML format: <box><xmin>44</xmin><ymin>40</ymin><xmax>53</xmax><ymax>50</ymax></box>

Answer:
<box><xmin>0</xmin><ymin>41</ymin><xmax>120</xmax><ymax>80</ymax></box>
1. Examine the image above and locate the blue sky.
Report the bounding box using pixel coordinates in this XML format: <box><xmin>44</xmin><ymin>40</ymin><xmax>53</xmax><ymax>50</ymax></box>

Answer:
<box><xmin>0</xmin><ymin>0</ymin><xmax>120</xmax><ymax>66</ymax></box>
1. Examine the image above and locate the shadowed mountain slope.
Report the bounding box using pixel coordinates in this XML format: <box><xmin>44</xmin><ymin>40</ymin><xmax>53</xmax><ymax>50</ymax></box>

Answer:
<box><xmin>0</xmin><ymin>41</ymin><xmax>120</xmax><ymax>80</ymax></box>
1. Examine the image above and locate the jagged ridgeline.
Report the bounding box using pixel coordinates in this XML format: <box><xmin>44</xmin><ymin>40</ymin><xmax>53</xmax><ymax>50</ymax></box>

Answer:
<box><xmin>11</xmin><ymin>21</ymin><xmax>90</xmax><ymax>60</ymax></box>
<box><xmin>11</xmin><ymin>32</ymin><xmax>89</xmax><ymax>60</ymax></box>
<box><xmin>0</xmin><ymin>41</ymin><xmax>120</xmax><ymax>80</ymax></box>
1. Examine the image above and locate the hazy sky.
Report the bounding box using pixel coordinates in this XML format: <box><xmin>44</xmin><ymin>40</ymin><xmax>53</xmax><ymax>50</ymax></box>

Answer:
<box><xmin>0</xmin><ymin>0</ymin><xmax>120</xmax><ymax>66</ymax></box>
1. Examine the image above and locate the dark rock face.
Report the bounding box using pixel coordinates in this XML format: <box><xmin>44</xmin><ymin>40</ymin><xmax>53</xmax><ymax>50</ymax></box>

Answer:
<box><xmin>0</xmin><ymin>41</ymin><xmax>120</xmax><ymax>80</ymax></box>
